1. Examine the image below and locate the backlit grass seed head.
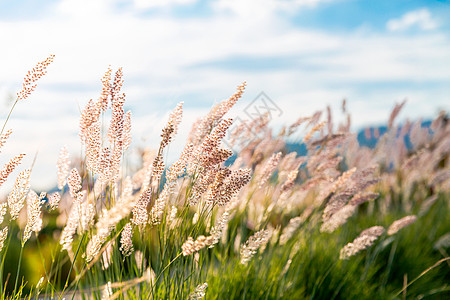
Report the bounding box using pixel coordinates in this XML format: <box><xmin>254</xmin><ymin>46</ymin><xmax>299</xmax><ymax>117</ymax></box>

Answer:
<box><xmin>122</xmin><ymin>111</ymin><xmax>132</xmax><ymax>151</ymax></box>
<box><xmin>108</xmin><ymin>92</ymin><xmax>125</xmax><ymax>144</ymax></box>
<box><xmin>206</xmin><ymin>168</ymin><xmax>231</xmax><ymax>205</ymax></box>
<box><xmin>79</xmin><ymin>99</ymin><xmax>100</xmax><ymax>144</ymax></box>
<box><xmin>8</xmin><ymin>169</ymin><xmax>30</xmax><ymax>220</ymax></box>
<box><xmin>166</xmin><ymin>143</ymin><xmax>193</xmax><ymax>183</ymax></box>
<box><xmin>387</xmin><ymin>215</ymin><xmax>417</xmax><ymax>235</ymax></box>
<box><xmin>167</xmin><ymin>206</ymin><xmax>177</xmax><ymax>227</ymax></box>
<box><xmin>0</xmin><ymin>203</ymin><xmax>7</xmax><ymax>224</ymax></box>
<box><xmin>67</xmin><ymin>168</ymin><xmax>82</xmax><ymax>198</ymax></box>
<box><xmin>0</xmin><ymin>153</ymin><xmax>25</xmax><ymax>189</ymax></box>
<box><xmin>60</xmin><ymin>191</ymin><xmax>85</xmax><ymax>251</ymax></box>
<box><xmin>182</xmin><ymin>235</ymin><xmax>215</xmax><ymax>256</ymax></box>
<box><xmin>86</xmin><ymin>198</ymin><xmax>136</xmax><ymax>262</ymax></box>
<box><xmin>216</xmin><ymin>168</ymin><xmax>252</xmax><ymax>206</ymax></box>
<box><xmin>23</xmin><ymin>190</ymin><xmax>43</xmax><ymax>245</ymax></box>
<box><xmin>210</xmin><ymin>211</ymin><xmax>230</xmax><ymax>246</ymax></box>
<box><xmin>120</xmin><ymin>222</ymin><xmax>134</xmax><ymax>257</ymax></box>
<box><xmin>434</xmin><ymin>233</ymin><xmax>450</xmax><ymax>249</ymax></box>
<box><xmin>304</xmin><ymin>121</ymin><xmax>326</xmax><ymax>142</ymax></box>
<box><xmin>280</xmin><ymin>216</ymin><xmax>305</xmax><ymax>245</ymax></box>
<box><xmin>257</xmin><ymin>152</ymin><xmax>282</xmax><ymax>188</ymax></box>
<box><xmin>151</xmin><ymin>154</ymin><xmax>165</xmax><ymax>185</ymax></box>
<box><xmin>111</xmin><ymin>68</ymin><xmax>124</xmax><ymax>101</ymax></box>
<box><xmin>339</xmin><ymin>226</ymin><xmax>385</xmax><ymax>260</ymax></box>
<box><xmin>17</xmin><ymin>54</ymin><xmax>55</xmax><ymax>100</ymax></box>
<box><xmin>150</xmin><ymin>186</ymin><xmax>170</xmax><ymax>225</ymax></box>
<box><xmin>240</xmin><ymin>229</ymin><xmax>271</xmax><ymax>265</ymax></box>
<box><xmin>167</xmin><ymin>101</ymin><xmax>183</xmax><ymax>137</ymax></box>
<box><xmin>48</xmin><ymin>192</ymin><xmax>61</xmax><ymax>210</ymax></box>
<box><xmin>0</xmin><ymin>227</ymin><xmax>7</xmax><ymax>252</ymax></box>
<box><xmin>188</xmin><ymin>82</ymin><xmax>245</xmax><ymax>145</ymax></box>
<box><xmin>78</xmin><ymin>200</ymin><xmax>95</xmax><ymax>233</ymax></box>
<box><xmin>99</xmin><ymin>66</ymin><xmax>112</xmax><ymax>112</ymax></box>
<box><xmin>320</xmin><ymin>204</ymin><xmax>356</xmax><ymax>233</ymax></box>
<box><xmin>85</xmin><ymin>122</ymin><xmax>102</xmax><ymax>173</ymax></box>
<box><xmin>188</xmin><ymin>282</ymin><xmax>208</xmax><ymax>300</ymax></box>
<box><xmin>131</xmin><ymin>188</ymin><xmax>151</xmax><ymax>226</ymax></box>
<box><xmin>0</xmin><ymin>129</ymin><xmax>12</xmax><ymax>153</ymax></box>
<box><xmin>57</xmin><ymin>146</ymin><xmax>70</xmax><ymax>189</ymax></box>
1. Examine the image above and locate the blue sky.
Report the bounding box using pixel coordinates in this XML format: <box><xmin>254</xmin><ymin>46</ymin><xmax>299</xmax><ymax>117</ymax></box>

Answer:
<box><xmin>0</xmin><ymin>0</ymin><xmax>449</xmax><ymax>189</ymax></box>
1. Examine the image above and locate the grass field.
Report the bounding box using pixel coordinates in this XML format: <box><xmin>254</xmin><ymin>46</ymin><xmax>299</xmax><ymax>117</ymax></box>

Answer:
<box><xmin>0</xmin><ymin>56</ymin><xmax>448</xmax><ymax>299</ymax></box>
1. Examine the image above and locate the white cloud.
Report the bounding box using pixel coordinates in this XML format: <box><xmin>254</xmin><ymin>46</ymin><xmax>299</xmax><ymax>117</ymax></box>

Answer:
<box><xmin>387</xmin><ymin>8</ymin><xmax>438</xmax><ymax>32</ymax></box>
<box><xmin>132</xmin><ymin>0</ymin><xmax>198</xmax><ymax>10</ymax></box>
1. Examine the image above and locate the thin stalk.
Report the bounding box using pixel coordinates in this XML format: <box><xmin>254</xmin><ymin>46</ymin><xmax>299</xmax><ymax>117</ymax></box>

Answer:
<box><xmin>13</xmin><ymin>245</ymin><xmax>24</xmax><ymax>297</ymax></box>
<box><xmin>1</xmin><ymin>98</ymin><xmax>18</xmax><ymax>137</ymax></box>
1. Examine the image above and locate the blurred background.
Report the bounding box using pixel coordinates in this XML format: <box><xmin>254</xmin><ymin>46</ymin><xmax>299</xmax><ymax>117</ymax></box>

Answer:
<box><xmin>0</xmin><ymin>0</ymin><xmax>449</xmax><ymax>191</ymax></box>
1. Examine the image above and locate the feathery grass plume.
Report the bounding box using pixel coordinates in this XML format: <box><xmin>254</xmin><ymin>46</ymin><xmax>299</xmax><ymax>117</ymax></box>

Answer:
<box><xmin>257</xmin><ymin>152</ymin><xmax>282</xmax><ymax>188</ymax></box>
<box><xmin>181</xmin><ymin>235</ymin><xmax>215</xmax><ymax>256</ymax></box>
<box><xmin>304</xmin><ymin>121</ymin><xmax>326</xmax><ymax>142</ymax></box>
<box><xmin>85</xmin><ymin>197</ymin><xmax>136</xmax><ymax>262</ymax></box>
<box><xmin>279</xmin><ymin>207</ymin><xmax>313</xmax><ymax>245</ymax></box>
<box><xmin>111</xmin><ymin>68</ymin><xmax>124</xmax><ymax>103</ymax></box>
<box><xmin>131</xmin><ymin>188</ymin><xmax>151</xmax><ymax>226</ymax></box>
<box><xmin>188</xmin><ymin>82</ymin><xmax>245</xmax><ymax>145</ymax></box>
<box><xmin>150</xmin><ymin>187</ymin><xmax>170</xmax><ymax>225</ymax></box>
<box><xmin>67</xmin><ymin>168</ymin><xmax>82</xmax><ymax>198</ymax></box>
<box><xmin>216</xmin><ymin>168</ymin><xmax>252</xmax><ymax>206</ymax></box>
<box><xmin>119</xmin><ymin>222</ymin><xmax>134</xmax><ymax>257</ymax></box>
<box><xmin>187</xmin><ymin>168</ymin><xmax>217</xmax><ymax>206</ymax></box>
<box><xmin>79</xmin><ymin>99</ymin><xmax>100</xmax><ymax>144</ymax></box>
<box><xmin>321</xmin><ymin>204</ymin><xmax>357</xmax><ymax>233</ymax></box>
<box><xmin>388</xmin><ymin>100</ymin><xmax>406</xmax><ymax>129</ymax></box>
<box><xmin>287</xmin><ymin>116</ymin><xmax>311</xmax><ymax>136</ymax></box>
<box><xmin>320</xmin><ymin>168</ymin><xmax>357</xmax><ymax>222</ymax></box>
<box><xmin>167</xmin><ymin>101</ymin><xmax>183</xmax><ymax>137</ymax></box>
<box><xmin>23</xmin><ymin>190</ymin><xmax>43</xmax><ymax>245</ymax></box>
<box><xmin>97</xmin><ymin>147</ymin><xmax>112</xmax><ymax>185</ymax></box>
<box><xmin>434</xmin><ymin>233</ymin><xmax>450</xmax><ymax>249</ymax></box>
<box><xmin>0</xmin><ymin>227</ymin><xmax>7</xmax><ymax>252</ymax></box>
<box><xmin>188</xmin><ymin>282</ymin><xmax>208</xmax><ymax>300</ymax></box>
<box><xmin>17</xmin><ymin>54</ymin><xmax>55</xmax><ymax>100</ymax></box>
<box><xmin>0</xmin><ymin>203</ymin><xmax>7</xmax><ymax>224</ymax></box>
<box><xmin>122</xmin><ymin>111</ymin><xmax>132</xmax><ymax>151</ymax></box>
<box><xmin>7</xmin><ymin>169</ymin><xmax>30</xmax><ymax>220</ymax></box>
<box><xmin>150</xmin><ymin>154</ymin><xmax>165</xmax><ymax>186</ymax></box>
<box><xmin>387</xmin><ymin>215</ymin><xmax>417</xmax><ymax>235</ymax></box>
<box><xmin>167</xmin><ymin>206</ymin><xmax>178</xmax><ymax>228</ymax></box>
<box><xmin>0</xmin><ymin>153</ymin><xmax>25</xmax><ymax>188</ymax></box>
<box><xmin>209</xmin><ymin>210</ymin><xmax>231</xmax><ymax>246</ymax></box>
<box><xmin>419</xmin><ymin>194</ymin><xmax>438</xmax><ymax>216</ymax></box>
<box><xmin>85</xmin><ymin>121</ymin><xmax>102</xmax><ymax>173</ymax></box>
<box><xmin>101</xmin><ymin>281</ymin><xmax>113</xmax><ymax>300</ymax></box>
<box><xmin>108</xmin><ymin>92</ymin><xmax>125</xmax><ymax>145</ymax></box>
<box><xmin>191</xmin><ymin>118</ymin><xmax>233</xmax><ymax>170</ymax></box>
<box><xmin>240</xmin><ymin>229</ymin><xmax>271</xmax><ymax>265</ymax></box>
<box><xmin>166</xmin><ymin>143</ymin><xmax>193</xmax><ymax>184</ymax></box>
<box><xmin>321</xmin><ymin>192</ymin><xmax>379</xmax><ymax>233</ymax></box>
<box><xmin>99</xmin><ymin>66</ymin><xmax>112</xmax><ymax>112</ymax></box>
<box><xmin>339</xmin><ymin>226</ymin><xmax>385</xmax><ymax>260</ymax></box>
<box><xmin>349</xmin><ymin>192</ymin><xmax>379</xmax><ymax>206</ymax></box>
<box><xmin>56</xmin><ymin>145</ymin><xmax>70</xmax><ymax>189</ymax></box>
<box><xmin>205</xmin><ymin>168</ymin><xmax>231</xmax><ymax>205</ymax></box>
<box><xmin>47</xmin><ymin>192</ymin><xmax>61</xmax><ymax>210</ymax></box>
<box><xmin>78</xmin><ymin>199</ymin><xmax>95</xmax><ymax>233</ymax></box>
<box><xmin>0</xmin><ymin>129</ymin><xmax>12</xmax><ymax>153</ymax></box>
<box><xmin>60</xmin><ymin>191</ymin><xmax>85</xmax><ymax>251</ymax></box>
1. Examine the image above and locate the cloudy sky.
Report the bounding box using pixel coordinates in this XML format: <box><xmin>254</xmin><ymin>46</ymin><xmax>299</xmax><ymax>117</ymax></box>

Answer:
<box><xmin>0</xmin><ymin>0</ymin><xmax>449</xmax><ymax>190</ymax></box>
